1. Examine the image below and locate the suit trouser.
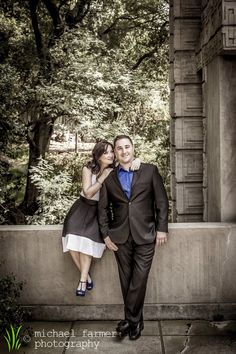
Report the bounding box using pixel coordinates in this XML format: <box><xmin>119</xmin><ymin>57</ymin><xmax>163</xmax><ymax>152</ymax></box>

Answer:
<box><xmin>114</xmin><ymin>233</ymin><xmax>156</xmax><ymax>325</ymax></box>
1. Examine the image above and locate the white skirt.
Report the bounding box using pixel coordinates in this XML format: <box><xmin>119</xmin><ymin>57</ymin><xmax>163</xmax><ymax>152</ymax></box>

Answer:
<box><xmin>62</xmin><ymin>233</ymin><xmax>106</xmax><ymax>258</ymax></box>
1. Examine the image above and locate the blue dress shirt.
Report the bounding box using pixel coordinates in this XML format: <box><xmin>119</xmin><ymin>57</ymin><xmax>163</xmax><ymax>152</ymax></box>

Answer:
<box><xmin>118</xmin><ymin>165</ymin><xmax>134</xmax><ymax>199</ymax></box>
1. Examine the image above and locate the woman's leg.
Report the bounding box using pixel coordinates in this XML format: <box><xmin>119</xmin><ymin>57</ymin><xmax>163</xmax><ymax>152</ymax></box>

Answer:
<box><xmin>69</xmin><ymin>250</ymin><xmax>81</xmax><ymax>272</ymax></box>
<box><xmin>69</xmin><ymin>250</ymin><xmax>92</xmax><ymax>283</ymax></box>
<box><xmin>79</xmin><ymin>253</ymin><xmax>92</xmax><ymax>290</ymax></box>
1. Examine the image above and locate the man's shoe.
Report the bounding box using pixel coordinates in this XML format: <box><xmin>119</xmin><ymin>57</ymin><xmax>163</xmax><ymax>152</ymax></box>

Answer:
<box><xmin>129</xmin><ymin>321</ymin><xmax>144</xmax><ymax>340</ymax></box>
<box><xmin>116</xmin><ymin>320</ymin><xmax>130</xmax><ymax>338</ymax></box>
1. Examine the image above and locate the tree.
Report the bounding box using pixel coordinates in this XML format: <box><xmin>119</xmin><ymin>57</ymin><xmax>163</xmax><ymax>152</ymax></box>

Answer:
<box><xmin>0</xmin><ymin>0</ymin><xmax>169</xmax><ymax>220</ymax></box>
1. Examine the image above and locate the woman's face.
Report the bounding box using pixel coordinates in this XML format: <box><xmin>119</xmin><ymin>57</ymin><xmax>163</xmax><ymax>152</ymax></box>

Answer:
<box><xmin>99</xmin><ymin>144</ymin><xmax>114</xmax><ymax>166</ymax></box>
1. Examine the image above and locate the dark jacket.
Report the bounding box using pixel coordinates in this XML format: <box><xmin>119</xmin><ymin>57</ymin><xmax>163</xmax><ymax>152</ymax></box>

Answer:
<box><xmin>98</xmin><ymin>163</ymin><xmax>169</xmax><ymax>245</ymax></box>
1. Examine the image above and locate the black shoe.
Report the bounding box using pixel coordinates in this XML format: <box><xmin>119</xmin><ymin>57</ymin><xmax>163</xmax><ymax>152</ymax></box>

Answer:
<box><xmin>129</xmin><ymin>321</ymin><xmax>144</xmax><ymax>340</ymax></box>
<box><xmin>116</xmin><ymin>320</ymin><xmax>130</xmax><ymax>339</ymax></box>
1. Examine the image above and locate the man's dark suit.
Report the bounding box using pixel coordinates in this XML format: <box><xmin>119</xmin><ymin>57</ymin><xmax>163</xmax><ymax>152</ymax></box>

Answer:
<box><xmin>98</xmin><ymin>163</ymin><xmax>169</xmax><ymax>325</ymax></box>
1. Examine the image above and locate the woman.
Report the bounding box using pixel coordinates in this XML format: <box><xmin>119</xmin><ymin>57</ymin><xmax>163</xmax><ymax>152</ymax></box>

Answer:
<box><xmin>62</xmin><ymin>140</ymin><xmax>140</xmax><ymax>296</ymax></box>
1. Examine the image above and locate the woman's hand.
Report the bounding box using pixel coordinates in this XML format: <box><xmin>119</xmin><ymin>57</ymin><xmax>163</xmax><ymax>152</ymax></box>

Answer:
<box><xmin>98</xmin><ymin>168</ymin><xmax>113</xmax><ymax>183</ymax></box>
<box><xmin>130</xmin><ymin>157</ymin><xmax>141</xmax><ymax>171</ymax></box>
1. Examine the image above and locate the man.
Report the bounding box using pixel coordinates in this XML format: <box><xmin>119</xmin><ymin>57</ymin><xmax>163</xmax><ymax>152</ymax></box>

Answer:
<box><xmin>98</xmin><ymin>135</ymin><xmax>169</xmax><ymax>340</ymax></box>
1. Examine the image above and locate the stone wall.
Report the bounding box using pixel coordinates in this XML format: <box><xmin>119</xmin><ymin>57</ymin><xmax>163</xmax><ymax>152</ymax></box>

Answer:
<box><xmin>0</xmin><ymin>224</ymin><xmax>236</xmax><ymax>320</ymax></box>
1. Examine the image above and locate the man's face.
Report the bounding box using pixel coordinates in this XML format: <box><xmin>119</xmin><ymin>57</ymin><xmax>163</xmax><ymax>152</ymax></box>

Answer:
<box><xmin>114</xmin><ymin>138</ymin><xmax>134</xmax><ymax>165</ymax></box>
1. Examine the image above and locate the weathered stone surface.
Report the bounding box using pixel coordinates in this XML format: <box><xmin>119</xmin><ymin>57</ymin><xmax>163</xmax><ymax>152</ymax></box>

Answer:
<box><xmin>173</xmin><ymin>0</ymin><xmax>201</xmax><ymax>18</ymax></box>
<box><xmin>170</xmin><ymin>173</ymin><xmax>176</xmax><ymax>201</ymax></box>
<box><xmin>73</xmin><ymin>321</ymin><xmax>159</xmax><ymax>337</ymax></box>
<box><xmin>223</xmin><ymin>25</ymin><xmax>236</xmax><ymax>50</ymax></box>
<box><xmin>161</xmin><ymin>319</ymin><xmax>236</xmax><ymax>336</ymax></box>
<box><xmin>174</xmin><ymin>84</ymin><xmax>202</xmax><ymax>117</ymax></box>
<box><xmin>169</xmin><ymin>89</ymin><xmax>175</xmax><ymax>117</ymax></box>
<box><xmin>174</xmin><ymin>19</ymin><xmax>201</xmax><ymax>51</ymax></box>
<box><xmin>169</xmin><ymin>63</ymin><xmax>175</xmax><ymax>90</ymax></box>
<box><xmin>176</xmin><ymin>183</ymin><xmax>203</xmax><ymax>214</ymax></box>
<box><xmin>169</xmin><ymin>119</ymin><xmax>175</xmax><ymax>145</ymax></box>
<box><xmin>176</xmin><ymin>214</ymin><xmax>203</xmax><ymax>222</ymax></box>
<box><xmin>65</xmin><ymin>336</ymin><xmax>162</xmax><ymax>354</ymax></box>
<box><xmin>169</xmin><ymin>34</ymin><xmax>174</xmax><ymax>63</ymax></box>
<box><xmin>175</xmin><ymin>118</ymin><xmax>203</xmax><ymax>149</ymax></box>
<box><xmin>173</xmin><ymin>52</ymin><xmax>201</xmax><ymax>84</ymax></box>
<box><xmin>207</xmin><ymin>56</ymin><xmax>236</xmax><ymax>222</ymax></box>
<box><xmin>163</xmin><ymin>335</ymin><xmax>236</xmax><ymax>354</ymax></box>
<box><xmin>175</xmin><ymin>150</ymin><xmax>203</xmax><ymax>182</ymax></box>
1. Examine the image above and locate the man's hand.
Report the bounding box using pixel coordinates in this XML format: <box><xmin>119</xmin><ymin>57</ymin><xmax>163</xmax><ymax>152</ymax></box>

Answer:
<box><xmin>156</xmin><ymin>231</ymin><xmax>168</xmax><ymax>247</ymax></box>
<box><xmin>104</xmin><ymin>236</ymin><xmax>118</xmax><ymax>251</ymax></box>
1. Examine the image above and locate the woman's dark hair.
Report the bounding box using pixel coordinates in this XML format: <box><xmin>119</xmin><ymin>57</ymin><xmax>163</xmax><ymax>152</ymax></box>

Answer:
<box><xmin>86</xmin><ymin>140</ymin><xmax>114</xmax><ymax>174</ymax></box>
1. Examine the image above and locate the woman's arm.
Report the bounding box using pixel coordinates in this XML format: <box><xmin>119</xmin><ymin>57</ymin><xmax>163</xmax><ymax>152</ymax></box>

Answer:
<box><xmin>82</xmin><ymin>166</ymin><xmax>112</xmax><ymax>199</ymax></box>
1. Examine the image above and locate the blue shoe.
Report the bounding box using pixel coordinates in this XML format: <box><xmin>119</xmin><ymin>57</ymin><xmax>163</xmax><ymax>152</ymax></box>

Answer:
<box><xmin>86</xmin><ymin>273</ymin><xmax>93</xmax><ymax>290</ymax></box>
<box><xmin>76</xmin><ymin>280</ymin><xmax>87</xmax><ymax>296</ymax></box>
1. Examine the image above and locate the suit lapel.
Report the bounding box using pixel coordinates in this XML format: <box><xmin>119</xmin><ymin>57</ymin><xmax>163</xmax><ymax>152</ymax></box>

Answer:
<box><xmin>130</xmin><ymin>164</ymin><xmax>143</xmax><ymax>198</ymax></box>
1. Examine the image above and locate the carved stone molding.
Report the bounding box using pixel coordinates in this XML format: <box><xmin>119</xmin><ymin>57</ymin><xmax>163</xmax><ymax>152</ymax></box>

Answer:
<box><xmin>175</xmin><ymin>117</ymin><xmax>203</xmax><ymax>149</ymax></box>
<box><xmin>197</xmin><ymin>0</ymin><xmax>236</xmax><ymax>69</ymax></box>
<box><xmin>174</xmin><ymin>85</ymin><xmax>203</xmax><ymax>117</ymax></box>
<box><xmin>175</xmin><ymin>150</ymin><xmax>203</xmax><ymax>182</ymax></box>
<box><xmin>176</xmin><ymin>183</ymin><xmax>204</xmax><ymax>214</ymax></box>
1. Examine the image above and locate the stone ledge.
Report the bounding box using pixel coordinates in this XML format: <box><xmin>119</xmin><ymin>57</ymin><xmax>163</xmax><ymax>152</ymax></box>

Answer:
<box><xmin>24</xmin><ymin>303</ymin><xmax>236</xmax><ymax>321</ymax></box>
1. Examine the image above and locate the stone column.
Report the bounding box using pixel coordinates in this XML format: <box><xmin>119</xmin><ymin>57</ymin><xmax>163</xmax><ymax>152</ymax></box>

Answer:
<box><xmin>170</xmin><ymin>0</ymin><xmax>203</xmax><ymax>221</ymax></box>
<box><xmin>206</xmin><ymin>56</ymin><xmax>236</xmax><ymax>221</ymax></box>
<box><xmin>197</xmin><ymin>0</ymin><xmax>236</xmax><ymax>221</ymax></box>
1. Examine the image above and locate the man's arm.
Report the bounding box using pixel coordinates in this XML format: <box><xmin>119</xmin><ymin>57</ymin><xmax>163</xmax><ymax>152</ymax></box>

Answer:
<box><xmin>152</xmin><ymin>165</ymin><xmax>169</xmax><ymax>233</ymax></box>
<box><xmin>98</xmin><ymin>182</ymin><xmax>118</xmax><ymax>251</ymax></box>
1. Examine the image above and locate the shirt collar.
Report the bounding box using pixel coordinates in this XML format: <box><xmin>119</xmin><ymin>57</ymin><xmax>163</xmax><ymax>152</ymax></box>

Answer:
<box><xmin>118</xmin><ymin>164</ymin><xmax>131</xmax><ymax>172</ymax></box>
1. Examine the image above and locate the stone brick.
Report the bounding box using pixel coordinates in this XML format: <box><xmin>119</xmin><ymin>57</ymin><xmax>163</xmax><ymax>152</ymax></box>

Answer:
<box><xmin>169</xmin><ymin>34</ymin><xmax>174</xmax><ymax>63</ymax></box>
<box><xmin>223</xmin><ymin>1</ymin><xmax>236</xmax><ymax>25</ymax></box>
<box><xmin>176</xmin><ymin>214</ymin><xmax>203</xmax><ymax>221</ymax></box>
<box><xmin>173</xmin><ymin>52</ymin><xmax>201</xmax><ymax>84</ymax></box>
<box><xmin>174</xmin><ymin>84</ymin><xmax>202</xmax><ymax>117</ymax></box>
<box><xmin>176</xmin><ymin>150</ymin><xmax>203</xmax><ymax>182</ymax></box>
<box><xmin>173</xmin><ymin>0</ymin><xmax>201</xmax><ymax>18</ymax></box>
<box><xmin>169</xmin><ymin>89</ymin><xmax>175</xmax><ymax>117</ymax></box>
<box><xmin>176</xmin><ymin>183</ymin><xmax>203</xmax><ymax>214</ymax></box>
<box><xmin>175</xmin><ymin>117</ymin><xmax>203</xmax><ymax>149</ymax></box>
<box><xmin>174</xmin><ymin>19</ymin><xmax>201</xmax><ymax>51</ymax></box>
<box><xmin>169</xmin><ymin>63</ymin><xmax>175</xmax><ymax>90</ymax></box>
<box><xmin>170</xmin><ymin>119</ymin><xmax>175</xmax><ymax>145</ymax></box>
<box><xmin>171</xmin><ymin>174</ymin><xmax>177</xmax><ymax>202</ymax></box>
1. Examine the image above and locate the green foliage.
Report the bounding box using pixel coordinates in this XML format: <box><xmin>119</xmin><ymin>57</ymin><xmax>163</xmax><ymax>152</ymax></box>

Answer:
<box><xmin>0</xmin><ymin>267</ymin><xmax>32</xmax><ymax>346</ymax></box>
<box><xmin>26</xmin><ymin>153</ymin><xmax>88</xmax><ymax>224</ymax></box>
<box><xmin>26</xmin><ymin>158</ymin><xmax>75</xmax><ymax>224</ymax></box>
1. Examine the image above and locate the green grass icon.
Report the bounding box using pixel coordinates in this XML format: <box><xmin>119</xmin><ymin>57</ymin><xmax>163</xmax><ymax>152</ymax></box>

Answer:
<box><xmin>4</xmin><ymin>324</ymin><xmax>22</xmax><ymax>352</ymax></box>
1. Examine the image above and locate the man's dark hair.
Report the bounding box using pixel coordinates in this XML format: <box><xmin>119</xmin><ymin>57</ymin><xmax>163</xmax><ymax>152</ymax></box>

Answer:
<box><xmin>113</xmin><ymin>135</ymin><xmax>133</xmax><ymax>147</ymax></box>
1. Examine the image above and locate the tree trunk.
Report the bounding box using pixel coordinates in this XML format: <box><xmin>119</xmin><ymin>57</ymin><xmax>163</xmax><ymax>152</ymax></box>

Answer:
<box><xmin>19</xmin><ymin>116</ymin><xmax>55</xmax><ymax>215</ymax></box>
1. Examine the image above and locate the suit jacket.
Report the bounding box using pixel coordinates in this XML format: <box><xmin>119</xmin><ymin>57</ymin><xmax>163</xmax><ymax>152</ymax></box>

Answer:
<box><xmin>98</xmin><ymin>163</ymin><xmax>169</xmax><ymax>245</ymax></box>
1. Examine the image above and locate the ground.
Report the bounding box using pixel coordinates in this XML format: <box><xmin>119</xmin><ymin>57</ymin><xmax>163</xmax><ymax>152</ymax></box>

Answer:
<box><xmin>0</xmin><ymin>320</ymin><xmax>236</xmax><ymax>354</ymax></box>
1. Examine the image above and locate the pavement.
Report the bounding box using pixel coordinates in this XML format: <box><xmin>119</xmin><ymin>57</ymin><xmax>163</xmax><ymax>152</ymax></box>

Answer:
<box><xmin>0</xmin><ymin>320</ymin><xmax>236</xmax><ymax>354</ymax></box>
